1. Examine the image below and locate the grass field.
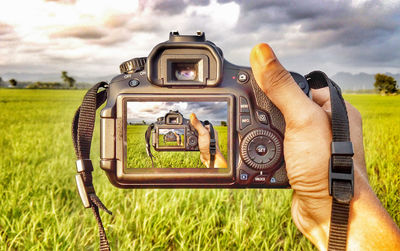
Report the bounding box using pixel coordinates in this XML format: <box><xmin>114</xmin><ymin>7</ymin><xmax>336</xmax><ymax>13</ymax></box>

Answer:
<box><xmin>127</xmin><ymin>125</ymin><xmax>228</xmax><ymax>168</ymax></box>
<box><xmin>0</xmin><ymin>89</ymin><xmax>399</xmax><ymax>250</ymax></box>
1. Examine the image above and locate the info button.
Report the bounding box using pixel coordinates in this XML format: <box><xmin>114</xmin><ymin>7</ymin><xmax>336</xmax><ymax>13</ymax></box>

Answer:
<box><xmin>240</xmin><ymin>114</ymin><xmax>251</xmax><ymax>129</ymax></box>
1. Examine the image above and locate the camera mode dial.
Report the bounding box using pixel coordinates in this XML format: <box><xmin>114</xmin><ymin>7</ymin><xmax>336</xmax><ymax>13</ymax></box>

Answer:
<box><xmin>240</xmin><ymin>129</ymin><xmax>282</xmax><ymax>170</ymax></box>
<box><xmin>120</xmin><ymin>57</ymin><xmax>147</xmax><ymax>74</ymax></box>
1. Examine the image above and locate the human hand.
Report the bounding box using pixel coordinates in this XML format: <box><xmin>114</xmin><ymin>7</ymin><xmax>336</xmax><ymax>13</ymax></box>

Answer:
<box><xmin>189</xmin><ymin>113</ymin><xmax>228</xmax><ymax>168</ymax></box>
<box><xmin>250</xmin><ymin>43</ymin><xmax>400</xmax><ymax>250</ymax></box>
<box><xmin>173</xmin><ymin>131</ymin><xmax>182</xmax><ymax>146</ymax></box>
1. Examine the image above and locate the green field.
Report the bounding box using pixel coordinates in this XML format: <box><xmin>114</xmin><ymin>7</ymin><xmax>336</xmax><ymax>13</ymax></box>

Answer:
<box><xmin>0</xmin><ymin>89</ymin><xmax>399</xmax><ymax>250</ymax></box>
<box><xmin>127</xmin><ymin>125</ymin><xmax>228</xmax><ymax>168</ymax></box>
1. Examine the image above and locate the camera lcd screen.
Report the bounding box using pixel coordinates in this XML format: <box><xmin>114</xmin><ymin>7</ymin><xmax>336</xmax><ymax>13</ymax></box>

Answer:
<box><xmin>126</xmin><ymin>101</ymin><xmax>228</xmax><ymax>168</ymax></box>
<box><xmin>158</xmin><ymin>128</ymin><xmax>184</xmax><ymax>147</ymax></box>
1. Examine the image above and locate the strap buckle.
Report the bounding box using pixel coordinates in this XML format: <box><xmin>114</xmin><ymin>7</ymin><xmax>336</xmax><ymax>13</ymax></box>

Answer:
<box><xmin>209</xmin><ymin>138</ymin><xmax>216</xmax><ymax>155</ymax></box>
<box><xmin>329</xmin><ymin>142</ymin><xmax>354</xmax><ymax>203</ymax></box>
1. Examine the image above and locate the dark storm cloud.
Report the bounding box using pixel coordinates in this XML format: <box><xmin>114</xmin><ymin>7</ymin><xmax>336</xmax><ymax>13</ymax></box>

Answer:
<box><xmin>228</xmin><ymin>0</ymin><xmax>400</xmax><ymax>47</ymax></box>
<box><xmin>184</xmin><ymin>102</ymin><xmax>227</xmax><ymax>123</ymax></box>
<box><xmin>139</xmin><ymin>0</ymin><xmax>210</xmax><ymax>15</ymax></box>
<box><xmin>192</xmin><ymin>0</ymin><xmax>210</xmax><ymax>6</ymax></box>
<box><xmin>210</xmin><ymin>0</ymin><xmax>400</xmax><ymax>75</ymax></box>
<box><xmin>140</xmin><ymin>0</ymin><xmax>187</xmax><ymax>15</ymax></box>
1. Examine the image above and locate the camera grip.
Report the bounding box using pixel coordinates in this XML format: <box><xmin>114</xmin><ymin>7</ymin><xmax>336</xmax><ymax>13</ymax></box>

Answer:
<box><xmin>247</xmin><ymin>72</ymin><xmax>310</xmax><ymax>186</ymax></box>
<box><xmin>250</xmin><ymin>78</ymin><xmax>286</xmax><ymax>133</ymax></box>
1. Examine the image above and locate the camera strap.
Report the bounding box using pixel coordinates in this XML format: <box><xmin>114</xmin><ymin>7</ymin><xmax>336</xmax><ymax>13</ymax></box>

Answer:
<box><xmin>305</xmin><ymin>71</ymin><xmax>354</xmax><ymax>251</ymax></box>
<box><xmin>144</xmin><ymin>123</ymin><xmax>156</xmax><ymax>168</ymax></box>
<box><xmin>144</xmin><ymin>121</ymin><xmax>216</xmax><ymax>168</ymax></box>
<box><xmin>203</xmin><ymin>120</ymin><xmax>216</xmax><ymax>168</ymax></box>
<box><xmin>72</xmin><ymin>82</ymin><xmax>112</xmax><ymax>251</ymax></box>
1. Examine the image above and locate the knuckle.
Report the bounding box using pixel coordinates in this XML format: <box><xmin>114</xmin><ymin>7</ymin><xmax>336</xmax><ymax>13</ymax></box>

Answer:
<box><xmin>267</xmin><ymin>67</ymin><xmax>293</xmax><ymax>92</ymax></box>
<box><xmin>287</xmin><ymin>106</ymin><xmax>324</xmax><ymax>129</ymax></box>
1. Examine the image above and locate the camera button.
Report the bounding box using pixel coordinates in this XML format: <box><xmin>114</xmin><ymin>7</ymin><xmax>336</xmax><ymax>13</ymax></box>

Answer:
<box><xmin>239</xmin><ymin>97</ymin><xmax>250</xmax><ymax>113</ymax></box>
<box><xmin>239</xmin><ymin>170</ymin><xmax>249</xmax><ymax>181</ymax></box>
<box><xmin>128</xmin><ymin>79</ymin><xmax>140</xmax><ymax>87</ymax></box>
<box><xmin>237</xmin><ymin>72</ymin><xmax>249</xmax><ymax>84</ymax></box>
<box><xmin>255</xmin><ymin>144</ymin><xmax>267</xmax><ymax>156</ymax></box>
<box><xmin>255</xmin><ymin>110</ymin><xmax>269</xmax><ymax>125</ymax></box>
<box><xmin>240</xmin><ymin>114</ymin><xmax>251</xmax><ymax>129</ymax></box>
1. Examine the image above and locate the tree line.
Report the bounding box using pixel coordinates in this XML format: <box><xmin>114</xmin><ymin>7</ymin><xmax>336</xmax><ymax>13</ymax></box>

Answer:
<box><xmin>0</xmin><ymin>71</ymin><xmax>76</xmax><ymax>89</ymax></box>
<box><xmin>0</xmin><ymin>72</ymin><xmax>398</xmax><ymax>94</ymax></box>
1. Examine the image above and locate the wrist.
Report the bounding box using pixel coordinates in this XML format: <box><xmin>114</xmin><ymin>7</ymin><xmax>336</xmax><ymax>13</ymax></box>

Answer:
<box><xmin>294</xmin><ymin>166</ymin><xmax>400</xmax><ymax>251</ymax></box>
<box><xmin>346</xmin><ymin>167</ymin><xmax>400</xmax><ymax>250</ymax></box>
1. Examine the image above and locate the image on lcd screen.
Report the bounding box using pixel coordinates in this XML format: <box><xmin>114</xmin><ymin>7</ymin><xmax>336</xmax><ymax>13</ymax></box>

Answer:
<box><xmin>127</xmin><ymin>101</ymin><xmax>228</xmax><ymax>168</ymax></box>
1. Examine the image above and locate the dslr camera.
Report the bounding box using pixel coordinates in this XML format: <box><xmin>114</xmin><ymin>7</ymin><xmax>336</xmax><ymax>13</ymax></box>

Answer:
<box><xmin>151</xmin><ymin>110</ymin><xmax>200</xmax><ymax>151</ymax></box>
<box><xmin>100</xmin><ymin>31</ymin><xmax>310</xmax><ymax>188</ymax></box>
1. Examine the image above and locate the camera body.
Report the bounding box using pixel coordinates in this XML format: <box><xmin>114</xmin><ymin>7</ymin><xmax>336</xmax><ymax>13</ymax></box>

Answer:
<box><xmin>152</xmin><ymin>110</ymin><xmax>199</xmax><ymax>151</ymax></box>
<box><xmin>100</xmin><ymin>31</ymin><xmax>310</xmax><ymax>188</ymax></box>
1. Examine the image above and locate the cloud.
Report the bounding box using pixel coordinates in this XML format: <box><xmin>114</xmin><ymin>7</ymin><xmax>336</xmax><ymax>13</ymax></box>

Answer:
<box><xmin>44</xmin><ymin>0</ymin><xmax>76</xmax><ymax>4</ymax></box>
<box><xmin>0</xmin><ymin>22</ymin><xmax>14</xmax><ymax>36</ymax></box>
<box><xmin>139</xmin><ymin>0</ymin><xmax>211</xmax><ymax>15</ymax></box>
<box><xmin>127</xmin><ymin>101</ymin><xmax>227</xmax><ymax>124</ymax></box>
<box><xmin>1</xmin><ymin>0</ymin><xmax>400</xmax><ymax>77</ymax></box>
<box><xmin>103</xmin><ymin>14</ymin><xmax>131</xmax><ymax>29</ymax></box>
<box><xmin>150</xmin><ymin>0</ymin><xmax>187</xmax><ymax>15</ymax></box>
<box><xmin>51</xmin><ymin>26</ymin><xmax>107</xmax><ymax>39</ymax></box>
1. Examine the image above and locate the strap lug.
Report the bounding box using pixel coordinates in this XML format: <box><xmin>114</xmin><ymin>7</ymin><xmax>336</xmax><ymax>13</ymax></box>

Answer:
<box><xmin>76</xmin><ymin>159</ymin><xmax>94</xmax><ymax>172</ymax></box>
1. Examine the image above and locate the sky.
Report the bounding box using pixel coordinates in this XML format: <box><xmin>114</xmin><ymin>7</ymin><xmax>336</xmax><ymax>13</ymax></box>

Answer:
<box><xmin>1</xmin><ymin>0</ymin><xmax>400</xmax><ymax>78</ymax></box>
<box><xmin>127</xmin><ymin>101</ymin><xmax>228</xmax><ymax>124</ymax></box>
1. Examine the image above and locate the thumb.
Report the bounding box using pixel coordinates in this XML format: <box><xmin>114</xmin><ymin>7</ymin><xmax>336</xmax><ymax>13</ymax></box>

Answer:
<box><xmin>250</xmin><ymin>43</ymin><xmax>316</xmax><ymax>126</ymax></box>
<box><xmin>190</xmin><ymin>113</ymin><xmax>209</xmax><ymax>136</ymax></box>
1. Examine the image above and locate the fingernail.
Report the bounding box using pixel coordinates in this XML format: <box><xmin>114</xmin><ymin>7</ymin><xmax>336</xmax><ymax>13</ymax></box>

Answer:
<box><xmin>254</xmin><ymin>43</ymin><xmax>276</xmax><ymax>66</ymax></box>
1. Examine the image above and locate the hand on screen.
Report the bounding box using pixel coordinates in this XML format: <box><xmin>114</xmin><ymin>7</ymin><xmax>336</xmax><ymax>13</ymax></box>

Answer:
<box><xmin>173</xmin><ymin>131</ymin><xmax>182</xmax><ymax>146</ymax></box>
<box><xmin>190</xmin><ymin>113</ymin><xmax>228</xmax><ymax>168</ymax></box>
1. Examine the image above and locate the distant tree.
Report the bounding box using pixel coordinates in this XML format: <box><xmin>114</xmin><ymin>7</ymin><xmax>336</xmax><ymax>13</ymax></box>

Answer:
<box><xmin>0</xmin><ymin>76</ymin><xmax>3</xmax><ymax>83</ymax></box>
<box><xmin>26</xmin><ymin>81</ymin><xmax>61</xmax><ymax>89</ymax></box>
<box><xmin>142</xmin><ymin>120</ymin><xmax>146</xmax><ymax>125</ymax></box>
<box><xmin>9</xmin><ymin>78</ymin><xmax>17</xmax><ymax>87</ymax></box>
<box><xmin>221</xmin><ymin>121</ymin><xmax>227</xmax><ymax>127</ymax></box>
<box><xmin>61</xmin><ymin>71</ymin><xmax>76</xmax><ymax>88</ymax></box>
<box><xmin>374</xmin><ymin>73</ymin><xmax>398</xmax><ymax>95</ymax></box>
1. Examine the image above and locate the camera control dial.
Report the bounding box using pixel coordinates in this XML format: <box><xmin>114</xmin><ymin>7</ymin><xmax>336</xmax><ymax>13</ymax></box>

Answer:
<box><xmin>187</xmin><ymin>135</ymin><xmax>198</xmax><ymax>147</ymax></box>
<box><xmin>119</xmin><ymin>57</ymin><xmax>147</xmax><ymax>74</ymax></box>
<box><xmin>240</xmin><ymin>129</ymin><xmax>282</xmax><ymax>170</ymax></box>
